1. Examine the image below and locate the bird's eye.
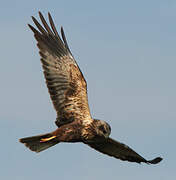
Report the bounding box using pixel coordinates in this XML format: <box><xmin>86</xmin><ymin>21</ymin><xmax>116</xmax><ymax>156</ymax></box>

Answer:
<box><xmin>99</xmin><ymin>125</ymin><xmax>107</xmax><ymax>134</ymax></box>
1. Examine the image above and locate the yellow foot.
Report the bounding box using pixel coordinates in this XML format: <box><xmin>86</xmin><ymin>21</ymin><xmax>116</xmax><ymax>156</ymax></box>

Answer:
<box><xmin>40</xmin><ymin>136</ymin><xmax>56</xmax><ymax>142</ymax></box>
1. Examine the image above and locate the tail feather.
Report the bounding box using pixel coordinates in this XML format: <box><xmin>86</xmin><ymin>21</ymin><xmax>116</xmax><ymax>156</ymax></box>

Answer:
<box><xmin>19</xmin><ymin>133</ymin><xmax>59</xmax><ymax>153</ymax></box>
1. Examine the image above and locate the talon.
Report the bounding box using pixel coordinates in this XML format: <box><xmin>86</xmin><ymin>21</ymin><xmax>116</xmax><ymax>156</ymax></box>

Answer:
<box><xmin>40</xmin><ymin>136</ymin><xmax>56</xmax><ymax>142</ymax></box>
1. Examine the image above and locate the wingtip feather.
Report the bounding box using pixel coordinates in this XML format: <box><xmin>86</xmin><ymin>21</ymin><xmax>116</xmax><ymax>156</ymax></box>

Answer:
<box><xmin>147</xmin><ymin>157</ymin><xmax>163</xmax><ymax>164</ymax></box>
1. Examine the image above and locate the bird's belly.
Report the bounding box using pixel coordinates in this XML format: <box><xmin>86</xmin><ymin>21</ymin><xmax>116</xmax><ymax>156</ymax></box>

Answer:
<box><xmin>53</xmin><ymin>125</ymin><xmax>82</xmax><ymax>142</ymax></box>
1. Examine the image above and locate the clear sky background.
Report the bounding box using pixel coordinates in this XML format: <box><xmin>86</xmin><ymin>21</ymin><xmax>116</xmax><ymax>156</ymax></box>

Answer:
<box><xmin>0</xmin><ymin>0</ymin><xmax>175</xmax><ymax>179</ymax></box>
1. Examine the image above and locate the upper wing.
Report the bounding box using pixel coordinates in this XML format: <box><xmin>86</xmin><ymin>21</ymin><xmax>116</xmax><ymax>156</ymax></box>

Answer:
<box><xmin>29</xmin><ymin>12</ymin><xmax>92</xmax><ymax>127</ymax></box>
<box><xmin>88</xmin><ymin>138</ymin><xmax>162</xmax><ymax>164</ymax></box>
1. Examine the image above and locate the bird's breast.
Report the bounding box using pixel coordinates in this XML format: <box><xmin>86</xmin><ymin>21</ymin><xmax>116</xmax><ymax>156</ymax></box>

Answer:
<box><xmin>81</xmin><ymin>123</ymin><xmax>100</xmax><ymax>142</ymax></box>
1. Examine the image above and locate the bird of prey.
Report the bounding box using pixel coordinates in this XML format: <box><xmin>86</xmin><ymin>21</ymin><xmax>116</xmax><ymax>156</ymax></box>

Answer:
<box><xmin>19</xmin><ymin>12</ymin><xmax>162</xmax><ymax>164</ymax></box>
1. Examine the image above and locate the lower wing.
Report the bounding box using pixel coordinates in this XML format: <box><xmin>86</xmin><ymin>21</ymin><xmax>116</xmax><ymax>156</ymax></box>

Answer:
<box><xmin>87</xmin><ymin>137</ymin><xmax>162</xmax><ymax>164</ymax></box>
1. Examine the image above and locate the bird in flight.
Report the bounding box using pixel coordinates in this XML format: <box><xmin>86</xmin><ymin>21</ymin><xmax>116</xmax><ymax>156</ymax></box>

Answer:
<box><xmin>19</xmin><ymin>12</ymin><xmax>162</xmax><ymax>164</ymax></box>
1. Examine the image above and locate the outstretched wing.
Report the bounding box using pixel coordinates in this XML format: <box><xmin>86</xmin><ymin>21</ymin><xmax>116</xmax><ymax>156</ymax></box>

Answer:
<box><xmin>88</xmin><ymin>138</ymin><xmax>162</xmax><ymax>164</ymax></box>
<box><xmin>29</xmin><ymin>12</ymin><xmax>92</xmax><ymax>127</ymax></box>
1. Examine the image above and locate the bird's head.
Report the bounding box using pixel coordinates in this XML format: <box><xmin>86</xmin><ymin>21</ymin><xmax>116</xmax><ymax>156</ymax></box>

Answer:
<box><xmin>94</xmin><ymin>119</ymin><xmax>111</xmax><ymax>138</ymax></box>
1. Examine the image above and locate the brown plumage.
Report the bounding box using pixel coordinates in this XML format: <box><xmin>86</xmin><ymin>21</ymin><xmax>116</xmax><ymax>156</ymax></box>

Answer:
<box><xmin>19</xmin><ymin>12</ymin><xmax>162</xmax><ymax>164</ymax></box>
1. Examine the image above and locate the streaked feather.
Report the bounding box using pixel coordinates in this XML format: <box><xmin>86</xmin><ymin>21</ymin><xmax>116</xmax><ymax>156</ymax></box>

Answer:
<box><xmin>29</xmin><ymin>12</ymin><xmax>92</xmax><ymax>127</ymax></box>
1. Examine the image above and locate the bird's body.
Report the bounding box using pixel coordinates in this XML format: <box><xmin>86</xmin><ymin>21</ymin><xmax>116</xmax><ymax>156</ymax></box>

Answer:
<box><xmin>19</xmin><ymin>12</ymin><xmax>162</xmax><ymax>165</ymax></box>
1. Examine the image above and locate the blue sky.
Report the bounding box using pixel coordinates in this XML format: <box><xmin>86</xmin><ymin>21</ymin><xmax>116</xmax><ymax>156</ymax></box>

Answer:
<box><xmin>0</xmin><ymin>0</ymin><xmax>175</xmax><ymax>179</ymax></box>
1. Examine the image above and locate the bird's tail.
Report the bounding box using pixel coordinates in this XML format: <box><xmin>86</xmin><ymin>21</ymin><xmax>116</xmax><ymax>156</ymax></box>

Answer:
<box><xmin>19</xmin><ymin>132</ymin><xmax>59</xmax><ymax>153</ymax></box>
